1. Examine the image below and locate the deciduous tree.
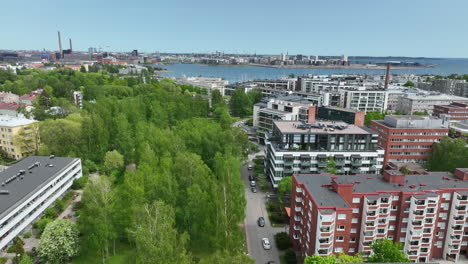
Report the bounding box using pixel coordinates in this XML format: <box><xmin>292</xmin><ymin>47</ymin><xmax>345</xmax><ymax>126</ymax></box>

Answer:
<box><xmin>368</xmin><ymin>238</ymin><xmax>411</xmax><ymax>263</ymax></box>
<box><xmin>38</xmin><ymin>219</ymin><xmax>79</xmax><ymax>264</ymax></box>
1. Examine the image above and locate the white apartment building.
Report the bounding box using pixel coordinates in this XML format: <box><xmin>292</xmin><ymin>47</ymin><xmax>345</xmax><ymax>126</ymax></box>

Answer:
<box><xmin>0</xmin><ymin>156</ymin><xmax>82</xmax><ymax>250</ymax></box>
<box><xmin>343</xmin><ymin>90</ymin><xmax>388</xmax><ymax>113</ymax></box>
<box><xmin>253</xmin><ymin>96</ymin><xmax>313</xmax><ymax>138</ymax></box>
<box><xmin>177</xmin><ymin>77</ymin><xmax>228</xmax><ymax>96</ymax></box>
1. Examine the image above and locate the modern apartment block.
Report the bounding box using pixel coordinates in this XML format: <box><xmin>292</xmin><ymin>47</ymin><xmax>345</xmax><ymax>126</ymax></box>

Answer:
<box><xmin>370</xmin><ymin>116</ymin><xmax>448</xmax><ymax>168</ymax></box>
<box><xmin>397</xmin><ymin>94</ymin><xmax>468</xmax><ymax>115</ymax></box>
<box><xmin>289</xmin><ymin>168</ymin><xmax>468</xmax><ymax>262</ymax></box>
<box><xmin>253</xmin><ymin>96</ymin><xmax>314</xmax><ymax>139</ymax></box>
<box><xmin>343</xmin><ymin>90</ymin><xmax>388</xmax><ymax>113</ymax></box>
<box><xmin>0</xmin><ymin>116</ymin><xmax>39</xmax><ymax>160</ymax></box>
<box><xmin>265</xmin><ymin>120</ymin><xmax>384</xmax><ymax>187</ymax></box>
<box><xmin>0</xmin><ymin>156</ymin><xmax>82</xmax><ymax>250</ymax></box>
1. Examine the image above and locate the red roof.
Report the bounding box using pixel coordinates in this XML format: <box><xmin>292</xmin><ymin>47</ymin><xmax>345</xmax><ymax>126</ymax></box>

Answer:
<box><xmin>0</xmin><ymin>102</ymin><xmax>20</xmax><ymax>110</ymax></box>
<box><xmin>20</xmin><ymin>89</ymin><xmax>43</xmax><ymax>101</ymax></box>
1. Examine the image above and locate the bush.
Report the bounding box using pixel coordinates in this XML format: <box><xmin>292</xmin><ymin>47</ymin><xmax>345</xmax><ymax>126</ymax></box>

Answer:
<box><xmin>63</xmin><ymin>191</ymin><xmax>74</xmax><ymax>201</ymax></box>
<box><xmin>54</xmin><ymin>199</ymin><xmax>65</xmax><ymax>213</ymax></box>
<box><xmin>274</xmin><ymin>232</ymin><xmax>292</xmax><ymax>250</ymax></box>
<box><xmin>7</xmin><ymin>237</ymin><xmax>24</xmax><ymax>255</ymax></box>
<box><xmin>33</xmin><ymin>217</ymin><xmax>53</xmax><ymax>236</ymax></box>
<box><xmin>284</xmin><ymin>248</ymin><xmax>297</xmax><ymax>264</ymax></box>
<box><xmin>71</xmin><ymin>174</ymin><xmax>88</xmax><ymax>190</ymax></box>
<box><xmin>73</xmin><ymin>201</ymin><xmax>83</xmax><ymax>211</ymax></box>
<box><xmin>23</xmin><ymin>232</ymin><xmax>31</xmax><ymax>239</ymax></box>
<box><xmin>44</xmin><ymin>207</ymin><xmax>58</xmax><ymax>219</ymax></box>
<box><xmin>83</xmin><ymin>159</ymin><xmax>98</xmax><ymax>173</ymax></box>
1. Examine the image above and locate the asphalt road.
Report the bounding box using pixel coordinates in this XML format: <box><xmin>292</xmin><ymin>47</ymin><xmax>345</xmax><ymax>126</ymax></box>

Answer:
<box><xmin>243</xmin><ymin>152</ymin><xmax>285</xmax><ymax>264</ymax></box>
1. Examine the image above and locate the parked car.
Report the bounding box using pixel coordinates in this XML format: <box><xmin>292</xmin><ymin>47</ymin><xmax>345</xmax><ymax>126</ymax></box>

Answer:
<box><xmin>266</xmin><ymin>262</ymin><xmax>277</xmax><ymax>264</ymax></box>
<box><xmin>250</xmin><ymin>181</ymin><xmax>256</xmax><ymax>187</ymax></box>
<box><xmin>257</xmin><ymin>217</ymin><xmax>265</xmax><ymax>227</ymax></box>
<box><xmin>251</xmin><ymin>187</ymin><xmax>257</xmax><ymax>193</ymax></box>
<box><xmin>262</xmin><ymin>238</ymin><xmax>271</xmax><ymax>250</ymax></box>
<box><xmin>248</xmin><ymin>164</ymin><xmax>253</xmax><ymax>170</ymax></box>
<box><xmin>249</xmin><ymin>175</ymin><xmax>255</xmax><ymax>181</ymax></box>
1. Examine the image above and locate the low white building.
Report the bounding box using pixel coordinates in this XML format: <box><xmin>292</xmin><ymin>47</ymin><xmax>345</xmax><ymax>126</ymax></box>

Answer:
<box><xmin>397</xmin><ymin>94</ymin><xmax>468</xmax><ymax>114</ymax></box>
<box><xmin>343</xmin><ymin>89</ymin><xmax>388</xmax><ymax>113</ymax></box>
<box><xmin>177</xmin><ymin>77</ymin><xmax>228</xmax><ymax>96</ymax></box>
<box><xmin>0</xmin><ymin>156</ymin><xmax>82</xmax><ymax>250</ymax></box>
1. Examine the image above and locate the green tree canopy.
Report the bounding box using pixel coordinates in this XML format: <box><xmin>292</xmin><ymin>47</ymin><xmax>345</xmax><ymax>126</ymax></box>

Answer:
<box><xmin>364</xmin><ymin>111</ymin><xmax>386</xmax><ymax>126</ymax></box>
<box><xmin>326</xmin><ymin>156</ymin><xmax>337</xmax><ymax>174</ymax></box>
<box><xmin>277</xmin><ymin>176</ymin><xmax>292</xmax><ymax>202</ymax></box>
<box><xmin>103</xmin><ymin>150</ymin><xmax>124</xmax><ymax>173</ymax></box>
<box><xmin>402</xmin><ymin>80</ymin><xmax>415</xmax><ymax>87</ymax></box>
<box><xmin>427</xmin><ymin>137</ymin><xmax>468</xmax><ymax>172</ymax></box>
<box><xmin>368</xmin><ymin>238</ymin><xmax>411</xmax><ymax>263</ymax></box>
<box><xmin>38</xmin><ymin>219</ymin><xmax>79</xmax><ymax>264</ymax></box>
<box><xmin>230</xmin><ymin>89</ymin><xmax>252</xmax><ymax>117</ymax></box>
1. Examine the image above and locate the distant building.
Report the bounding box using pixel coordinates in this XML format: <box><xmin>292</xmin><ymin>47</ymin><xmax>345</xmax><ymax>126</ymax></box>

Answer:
<box><xmin>370</xmin><ymin>115</ymin><xmax>448</xmax><ymax>168</ymax></box>
<box><xmin>289</xmin><ymin>168</ymin><xmax>468</xmax><ymax>262</ymax></box>
<box><xmin>432</xmin><ymin>79</ymin><xmax>466</xmax><ymax>95</ymax></box>
<box><xmin>265</xmin><ymin>120</ymin><xmax>384</xmax><ymax>187</ymax></box>
<box><xmin>0</xmin><ymin>116</ymin><xmax>38</xmax><ymax>159</ymax></box>
<box><xmin>0</xmin><ymin>92</ymin><xmax>19</xmax><ymax>104</ymax></box>
<box><xmin>19</xmin><ymin>89</ymin><xmax>43</xmax><ymax>106</ymax></box>
<box><xmin>344</xmin><ymin>90</ymin><xmax>388</xmax><ymax>113</ymax></box>
<box><xmin>398</xmin><ymin>94</ymin><xmax>468</xmax><ymax>115</ymax></box>
<box><xmin>433</xmin><ymin>102</ymin><xmax>468</xmax><ymax>122</ymax></box>
<box><xmin>0</xmin><ymin>103</ymin><xmax>21</xmax><ymax>116</ymax></box>
<box><xmin>0</xmin><ymin>156</ymin><xmax>82</xmax><ymax>250</ymax></box>
<box><xmin>177</xmin><ymin>77</ymin><xmax>228</xmax><ymax>96</ymax></box>
<box><xmin>131</xmin><ymin>50</ymin><xmax>138</xmax><ymax>57</ymax></box>
<box><xmin>73</xmin><ymin>91</ymin><xmax>83</xmax><ymax>109</ymax></box>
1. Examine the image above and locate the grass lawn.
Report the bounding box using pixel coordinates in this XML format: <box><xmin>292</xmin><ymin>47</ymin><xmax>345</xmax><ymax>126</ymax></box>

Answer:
<box><xmin>72</xmin><ymin>241</ymin><xmax>132</xmax><ymax>264</ymax></box>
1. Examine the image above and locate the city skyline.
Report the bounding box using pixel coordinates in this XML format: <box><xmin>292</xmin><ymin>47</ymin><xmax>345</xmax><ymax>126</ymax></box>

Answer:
<box><xmin>2</xmin><ymin>0</ymin><xmax>468</xmax><ymax>58</ymax></box>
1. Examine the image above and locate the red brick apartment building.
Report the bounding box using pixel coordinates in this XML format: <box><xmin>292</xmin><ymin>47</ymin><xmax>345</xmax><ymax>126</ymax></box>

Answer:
<box><xmin>433</xmin><ymin>102</ymin><xmax>468</xmax><ymax>122</ymax></box>
<box><xmin>290</xmin><ymin>169</ymin><xmax>468</xmax><ymax>263</ymax></box>
<box><xmin>370</xmin><ymin>116</ymin><xmax>448</xmax><ymax>168</ymax></box>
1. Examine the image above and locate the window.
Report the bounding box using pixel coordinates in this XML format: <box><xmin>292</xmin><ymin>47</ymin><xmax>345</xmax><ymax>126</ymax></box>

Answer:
<box><xmin>439</xmin><ymin>212</ymin><xmax>447</xmax><ymax>219</ymax></box>
<box><xmin>437</xmin><ymin>232</ymin><xmax>444</xmax><ymax>237</ymax></box>
<box><xmin>335</xmin><ymin>247</ymin><xmax>343</xmax><ymax>253</ymax></box>
<box><xmin>338</xmin><ymin>214</ymin><xmax>346</xmax><ymax>220</ymax></box>
<box><xmin>441</xmin><ymin>203</ymin><xmax>449</xmax><ymax>210</ymax></box>
<box><xmin>348</xmin><ymin>248</ymin><xmax>355</xmax><ymax>253</ymax></box>
<box><xmin>400</xmin><ymin>237</ymin><xmax>405</xmax><ymax>242</ymax></box>
<box><xmin>389</xmin><ymin>225</ymin><xmax>395</xmax><ymax>230</ymax></box>
<box><xmin>393</xmin><ymin>195</ymin><xmax>400</xmax><ymax>201</ymax></box>
<box><xmin>352</xmin><ymin>218</ymin><xmax>358</xmax><ymax>223</ymax></box>
<box><xmin>435</xmin><ymin>241</ymin><xmax>442</xmax><ymax>248</ymax></box>
<box><xmin>337</xmin><ymin>225</ymin><xmax>345</xmax><ymax>231</ymax></box>
<box><xmin>389</xmin><ymin>215</ymin><xmax>396</xmax><ymax>221</ymax></box>
<box><xmin>351</xmin><ymin>228</ymin><xmax>357</xmax><ymax>233</ymax></box>
<box><xmin>442</xmin><ymin>193</ymin><xmax>451</xmax><ymax>200</ymax></box>
<box><xmin>401</xmin><ymin>228</ymin><xmax>407</xmax><ymax>232</ymax></box>
<box><xmin>352</xmin><ymin>208</ymin><xmax>359</xmax><ymax>214</ymax></box>
<box><xmin>336</xmin><ymin>236</ymin><xmax>344</xmax><ymax>241</ymax></box>
<box><xmin>391</xmin><ymin>205</ymin><xmax>398</xmax><ymax>210</ymax></box>
<box><xmin>350</xmin><ymin>237</ymin><xmax>356</xmax><ymax>243</ymax></box>
<box><xmin>388</xmin><ymin>235</ymin><xmax>394</xmax><ymax>240</ymax></box>
<box><xmin>437</xmin><ymin>222</ymin><xmax>446</xmax><ymax>229</ymax></box>
<box><xmin>403</xmin><ymin>218</ymin><xmax>408</xmax><ymax>223</ymax></box>
<box><xmin>377</xmin><ymin>228</ymin><xmax>385</xmax><ymax>234</ymax></box>
<box><xmin>352</xmin><ymin>198</ymin><xmax>360</xmax><ymax>203</ymax></box>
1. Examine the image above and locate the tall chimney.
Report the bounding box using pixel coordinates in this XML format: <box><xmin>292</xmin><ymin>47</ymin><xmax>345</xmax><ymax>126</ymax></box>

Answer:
<box><xmin>69</xmin><ymin>38</ymin><xmax>73</xmax><ymax>53</ymax></box>
<box><xmin>384</xmin><ymin>63</ymin><xmax>390</xmax><ymax>89</ymax></box>
<box><xmin>57</xmin><ymin>31</ymin><xmax>63</xmax><ymax>58</ymax></box>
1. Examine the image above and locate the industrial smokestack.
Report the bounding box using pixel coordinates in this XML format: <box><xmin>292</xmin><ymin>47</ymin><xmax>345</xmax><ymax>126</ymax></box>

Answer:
<box><xmin>57</xmin><ymin>31</ymin><xmax>63</xmax><ymax>58</ymax></box>
<box><xmin>69</xmin><ymin>38</ymin><xmax>73</xmax><ymax>53</ymax></box>
<box><xmin>384</xmin><ymin>63</ymin><xmax>390</xmax><ymax>89</ymax></box>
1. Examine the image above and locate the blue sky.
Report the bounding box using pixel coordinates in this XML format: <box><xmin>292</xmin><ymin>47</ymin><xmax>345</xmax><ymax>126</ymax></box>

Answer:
<box><xmin>1</xmin><ymin>0</ymin><xmax>467</xmax><ymax>57</ymax></box>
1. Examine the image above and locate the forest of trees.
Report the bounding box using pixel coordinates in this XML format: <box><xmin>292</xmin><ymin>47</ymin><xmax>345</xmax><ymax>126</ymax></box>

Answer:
<box><xmin>0</xmin><ymin>68</ymin><xmax>252</xmax><ymax>263</ymax></box>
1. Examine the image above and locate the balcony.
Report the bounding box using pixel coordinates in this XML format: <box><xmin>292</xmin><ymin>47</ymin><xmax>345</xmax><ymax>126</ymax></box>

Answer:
<box><xmin>300</xmin><ymin>168</ymin><xmax>310</xmax><ymax>174</ymax></box>
<box><xmin>415</xmin><ymin>200</ymin><xmax>426</xmax><ymax>206</ymax></box>
<box><xmin>351</xmin><ymin>159</ymin><xmax>362</xmax><ymax>166</ymax></box>
<box><xmin>317</xmin><ymin>249</ymin><xmax>328</xmax><ymax>255</ymax></box>
<box><xmin>320</xmin><ymin>227</ymin><xmax>332</xmax><ymax>233</ymax></box>
<box><xmin>413</xmin><ymin>210</ymin><xmax>424</xmax><ymax>216</ymax></box>
<box><xmin>351</xmin><ymin>168</ymin><xmax>361</xmax><ymax>174</ymax></box>
<box><xmin>335</xmin><ymin>159</ymin><xmax>345</xmax><ymax>166</ymax></box>
<box><xmin>301</xmin><ymin>161</ymin><xmax>311</xmax><ymax>166</ymax></box>
<box><xmin>370</xmin><ymin>159</ymin><xmax>377</xmax><ymax>165</ymax></box>
<box><xmin>317</xmin><ymin>159</ymin><xmax>327</xmax><ymax>168</ymax></box>
<box><xmin>284</xmin><ymin>167</ymin><xmax>294</xmax><ymax>174</ymax></box>
<box><xmin>455</xmin><ymin>206</ymin><xmax>466</xmax><ymax>211</ymax></box>
<box><xmin>412</xmin><ymin>221</ymin><xmax>422</xmax><ymax>226</ymax></box>
<box><xmin>319</xmin><ymin>238</ymin><xmax>330</xmax><ymax>244</ymax></box>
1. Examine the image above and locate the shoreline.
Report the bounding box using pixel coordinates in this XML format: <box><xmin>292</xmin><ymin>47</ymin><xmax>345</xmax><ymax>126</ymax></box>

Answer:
<box><xmin>158</xmin><ymin>62</ymin><xmax>432</xmax><ymax>70</ymax></box>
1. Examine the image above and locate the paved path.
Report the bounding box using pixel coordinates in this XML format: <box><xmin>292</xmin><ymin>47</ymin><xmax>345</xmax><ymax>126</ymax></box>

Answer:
<box><xmin>243</xmin><ymin>145</ymin><xmax>285</xmax><ymax>264</ymax></box>
<box><xmin>59</xmin><ymin>190</ymin><xmax>83</xmax><ymax>222</ymax></box>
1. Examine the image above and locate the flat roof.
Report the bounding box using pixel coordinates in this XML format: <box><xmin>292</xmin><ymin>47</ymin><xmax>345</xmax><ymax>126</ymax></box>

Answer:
<box><xmin>404</xmin><ymin>94</ymin><xmax>468</xmax><ymax>101</ymax></box>
<box><xmin>320</xmin><ymin>106</ymin><xmax>361</xmax><ymax>113</ymax></box>
<box><xmin>386</xmin><ymin>115</ymin><xmax>440</xmax><ymax>121</ymax></box>
<box><xmin>0</xmin><ymin>116</ymin><xmax>37</xmax><ymax>127</ymax></box>
<box><xmin>274</xmin><ymin>120</ymin><xmax>372</xmax><ymax>135</ymax></box>
<box><xmin>0</xmin><ymin>156</ymin><xmax>79</xmax><ymax>220</ymax></box>
<box><xmin>296</xmin><ymin>171</ymin><xmax>468</xmax><ymax>209</ymax></box>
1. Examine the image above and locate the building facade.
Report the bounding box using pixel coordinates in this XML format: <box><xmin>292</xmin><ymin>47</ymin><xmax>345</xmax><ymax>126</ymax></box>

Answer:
<box><xmin>343</xmin><ymin>90</ymin><xmax>388</xmax><ymax>113</ymax></box>
<box><xmin>316</xmin><ymin>106</ymin><xmax>365</xmax><ymax>126</ymax></box>
<box><xmin>290</xmin><ymin>169</ymin><xmax>468</xmax><ymax>262</ymax></box>
<box><xmin>433</xmin><ymin>102</ymin><xmax>468</xmax><ymax>122</ymax></box>
<box><xmin>397</xmin><ymin>94</ymin><xmax>468</xmax><ymax>115</ymax></box>
<box><xmin>0</xmin><ymin>116</ymin><xmax>39</xmax><ymax>160</ymax></box>
<box><xmin>370</xmin><ymin>116</ymin><xmax>448</xmax><ymax>168</ymax></box>
<box><xmin>253</xmin><ymin>97</ymin><xmax>314</xmax><ymax>138</ymax></box>
<box><xmin>265</xmin><ymin>120</ymin><xmax>384</xmax><ymax>187</ymax></box>
<box><xmin>0</xmin><ymin>156</ymin><xmax>82</xmax><ymax>250</ymax></box>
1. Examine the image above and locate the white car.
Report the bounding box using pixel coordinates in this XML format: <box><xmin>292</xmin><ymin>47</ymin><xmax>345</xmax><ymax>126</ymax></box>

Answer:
<box><xmin>250</xmin><ymin>181</ymin><xmax>256</xmax><ymax>187</ymax></box>
<box><xmin>262</xmin><ymin>238</ymin><xmax>271</xmax><ymax>250</ymax></box>
<box><xmin>248</xmin><ymin>164</ymin><xmax>253</xmax><ymax>170</ymax></box>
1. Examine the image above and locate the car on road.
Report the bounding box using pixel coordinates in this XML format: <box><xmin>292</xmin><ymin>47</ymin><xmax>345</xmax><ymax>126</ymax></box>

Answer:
<box><xmin>266</xmin><ymin>262</ymin><xmax>277</xmax><ymax>264</ymax></box>
<box><xmin>251</xmin><ymin>187</ymin><xmax>257</xmax><ymax>193</ymax></box>
<box><xmin>249</xmin><ymin>175</ymin><xmax>255</xmax><ymax>181</ymax></box>
<box><xmin>257</xmin><ymin>217</ymin><xmax>265</xmax><ymax>227</ymax></box>
<box><xmin>262</xmin><ymin>238</ymin><xmax>271</xmax><ymax>250</ymax></box>
<box><xmin>248</xmin><ymin>164</ymin><xmax>253</xmax><ymax>170</ymax></box>
<box><xmin>250</xmin><ymin>181</ymin><xmax>256</xmax><ymax>187</ymax></box>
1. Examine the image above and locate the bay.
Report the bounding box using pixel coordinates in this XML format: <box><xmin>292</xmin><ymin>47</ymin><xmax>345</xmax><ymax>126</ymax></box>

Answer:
<box><xmin>157</xmin><ymin>58</ymin><xmax>468</xmax><ymax>83</ymax></box>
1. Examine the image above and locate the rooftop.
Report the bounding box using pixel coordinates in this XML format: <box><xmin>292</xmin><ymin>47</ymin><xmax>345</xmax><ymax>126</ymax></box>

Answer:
<box><xmin>404</xmin><ymin>94</ymin><xmax>468</xmax><ymax>101</ymax></box>
<box><xmin>0</xmin><ymin>156</ymin><xmax>79</xmax><ymax>220</ymax></box>
<box><xmin>274</xmin><ymin>120</ymin><xmax>373</xmax><ymax>135</ymax></box>
<box><xmin>296</xmin><ymin>170</ymin><xmax>468</xmax><ymax>209</ymax></box>
<box><xmin>374</xmin><ymin>115</ymin><xmax>448</xmax><ymax>129</ymax></box>
<box><xmin>0</xmin><ymin>116</ymin><xmax>37</xmax><ymax>127</ymax></box>
<box><xmin>319</xmin><ymin>105</ymin><xmax>362</xmax><ymax>113</ymax></box>
<box><xmin>0</xmin><ymin>102</ymin><xmax>20</xmax><ymax>111</ymax></box>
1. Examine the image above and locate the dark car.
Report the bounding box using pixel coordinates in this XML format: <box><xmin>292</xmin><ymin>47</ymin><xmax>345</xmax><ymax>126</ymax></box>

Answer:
<box><xmin>258</xmin><ymin>217</ymin><xmax>265</xmax><ymax>227</ymax></box>
<box><xmin>251</xmin><ymin>187</ymin><xmax>257</xmax><ymax>193</ymax></box>
<box><xmin>249</xmin><ymin>175</ymin><xmax>255</xmax><ymax>181</ymax></box>
<box><xmin>267</xmin><ymin>262</ymin><xmax>277</xmax><ymax>264</ymax></box>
